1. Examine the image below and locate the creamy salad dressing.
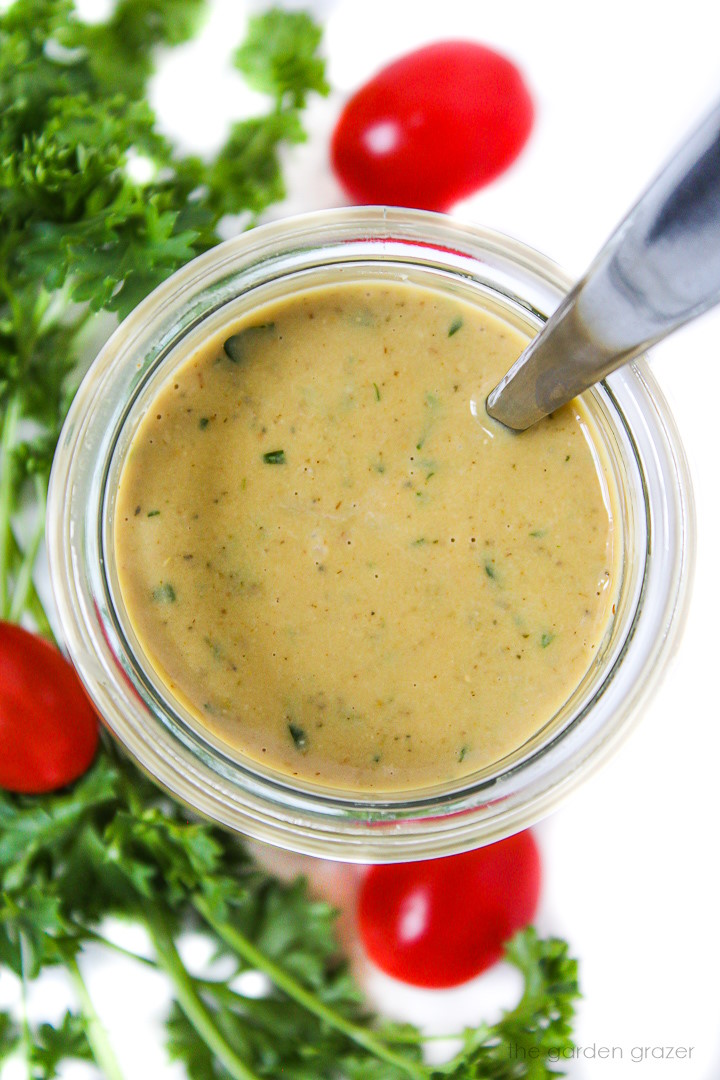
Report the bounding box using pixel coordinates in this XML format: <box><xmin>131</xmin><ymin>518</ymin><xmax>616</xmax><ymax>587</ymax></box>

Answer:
<box><xmin>114</xmin><ymin>280</ymin><xmax>619</xmax><ymax>791</ymax></box>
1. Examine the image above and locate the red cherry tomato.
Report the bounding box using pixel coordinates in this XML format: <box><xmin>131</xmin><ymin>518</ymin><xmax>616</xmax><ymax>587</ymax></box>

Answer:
<box><xmin>0</xmin><ymin>622</ymin><xmax>99</xmax><ymax>793</ymax></box>
<box><xmin>358</xmin><ymin>831</ymin><xmax>540</xmax><ymax>988</ymax></box>
<box><xmin>331</xmin><ymin>41</ymin><xmax>534</xmax><ymax>211</ymax></box>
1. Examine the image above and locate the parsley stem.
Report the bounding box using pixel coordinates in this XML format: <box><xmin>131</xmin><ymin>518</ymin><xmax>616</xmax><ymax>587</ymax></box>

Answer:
<box><xmin>193</xmin><ymin>895</ymin><xmax>430</xmax><ymax>1080</ymax></box>
<box><xmin>0</xmin><ymin>394</ymin><xmax>20</xmax><ymax>618</ymax></box>
<box><xmin>66</xmin><ymin>954</ymin><xmax>126</xmax><ymax>1080</ymax></box>
<box><xmin>19</xmin><ymin>934</ymin><xmax>32</xmax><ymax>1080</ymax></box>
<box><xmin>68</xmin><ymin>923</ymin><xmax>267</xmax><ymax>1010</ymax></box>
<box><xmin>9</xmin><ymin>474</ymin><xmax>47</xmax><ymax>623</ymax></box>
<box><xmin>146</xmin><ymin>906</ymin><xmax>262</xmax><ymax>1080</ymax></box>
<box><xmin>65</xmin><ymin>923</ymin><xmax>157</xmax><ymax>968</ymax></box>
<box><xmin>6</xmin><ymin>526</ymin><xmax>54</xmax><ymax>640</ymax></box>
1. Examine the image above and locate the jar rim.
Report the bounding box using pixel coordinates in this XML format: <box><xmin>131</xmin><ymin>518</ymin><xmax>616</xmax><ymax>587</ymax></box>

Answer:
<box><xmin>47</xmin><ymin>208</ymin><xmax>695</xmax><ymax>861</ymax></box>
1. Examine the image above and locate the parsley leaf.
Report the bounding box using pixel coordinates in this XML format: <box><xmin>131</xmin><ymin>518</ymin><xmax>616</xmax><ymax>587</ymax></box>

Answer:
<box><xmin>64</xmin><ymin>0</ymin><xmax>208</xmax><ymax>98</ymax></box>
<box><xmin>207</xmin><ymin>110</ymin><xmax>306</xmax><ymax>220</ymax></box>
<box><xmin>234</xmin><ymin>10</ymin><xmax>329</xmax><ymax>107</ymax></box>
<box><xmin>0</xmin><ymin>1010</ymin><xmax>20</xmax><ymax>1065</ymax></box>
<box><xmin>29</xmin><ymin>1011</ymin><xmax>94</xmax><ymax>1080</ymax></box>
<box><xmin>439</xmin><ymin>930</ymin><xmax>580</xmax><ymax>1077</ymax></box>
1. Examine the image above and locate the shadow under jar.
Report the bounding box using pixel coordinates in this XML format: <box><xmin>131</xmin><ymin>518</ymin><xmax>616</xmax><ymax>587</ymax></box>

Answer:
<box><xmin>47</xmin><ymin>208</ymin><xmax>694</xmax><ymax>862</ymax></box>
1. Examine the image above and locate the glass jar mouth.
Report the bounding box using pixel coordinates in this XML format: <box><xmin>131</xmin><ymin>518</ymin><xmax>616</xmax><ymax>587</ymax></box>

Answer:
<box><xmin>47</xmin><ymin>207</ymin><xmax>694</xmax><ymax>861</ymax></box>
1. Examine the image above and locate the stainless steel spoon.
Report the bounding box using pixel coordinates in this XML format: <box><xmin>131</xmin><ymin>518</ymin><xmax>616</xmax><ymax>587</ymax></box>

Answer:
<box><xmin>486</xmin><ymin>100</ymin><xmax>720</xmax><ymax>430</ymax></box>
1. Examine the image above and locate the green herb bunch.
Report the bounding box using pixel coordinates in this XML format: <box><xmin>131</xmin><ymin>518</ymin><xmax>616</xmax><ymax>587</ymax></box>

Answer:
<box><xmin>0</xmin><ymin>3</ymin><xmax>580</xmax><ymax>1076</ymax></box>
<box><xmin>0</xmin><ymin>0</ymin><xmax>328</xmax><ymax>629</ymax></box>
<box><xmin>0</xmin><ymin>750</ymin><xmax>579</xmax><ymax>1079</ymax></box>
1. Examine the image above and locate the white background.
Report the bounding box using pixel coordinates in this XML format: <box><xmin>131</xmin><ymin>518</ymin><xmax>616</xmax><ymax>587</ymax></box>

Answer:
<box><xmin>3</xmin><ymin>0</ymin><xmax>720</xmax><ymax>1076</ymax></box>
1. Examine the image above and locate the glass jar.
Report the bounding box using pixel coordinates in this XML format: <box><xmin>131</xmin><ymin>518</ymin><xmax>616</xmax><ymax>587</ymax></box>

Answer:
<box><xmin>47</xmin><ymin>207</ymin><xmax>694</xmax><ymax>861</ymax></box>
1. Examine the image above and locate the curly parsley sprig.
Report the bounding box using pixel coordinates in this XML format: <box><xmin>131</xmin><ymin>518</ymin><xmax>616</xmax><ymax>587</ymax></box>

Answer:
<box><xmin>0</xmin><ymin>751</ymin><xmax>580</xmax><ymax>1079</ymax></box>
<box><xmin>0</xmin><ymin>0</ymin><xmax>328</xmax><ymax>632</ymax></box>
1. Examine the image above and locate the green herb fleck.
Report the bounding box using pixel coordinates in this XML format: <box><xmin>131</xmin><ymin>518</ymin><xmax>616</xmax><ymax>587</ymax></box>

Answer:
<box><xmin>540</xmin><ymin>631</ymin><xmax>555</xmax><ymax>648</ymax></box>
<box><xmin>288</xmin><ymin>722</ymin><xmax>307</xmax><ymax>750</ymax></box>
<box><xmin>373</xmin><ymin>382</ymin><xmax>381</xmax><ymax>401</ymax></box>
<box><xmin>198</xmin><ymin>417</ymin><xmax>210</xmax><ymax>430</ymax></box>
<box><xmin>448</xmin><ymin>316</ymin><xmax>463</xmax><ymax>336</ymax></box>
<box><xmin>152</xmin><ymin>583</ymin><xmax>176</xmax><ymax>603</ymax></box>
<box><xmin>372</xmin><ymin>753</ymin><xmax>382</xmax><ymax>764</ymax></box>
<box><xmin>530</xmin><ymin>529</ymin><xmax>546</xmax><ymax>538</ymax></box>
<box><xmin>458</xmin><ymin>745</ymin><xmax>469</xmax><ymax>762</ymax></box>
<box><xmin>411</xmin><ymin>538</ymin><xmax>427</xmax><ymax>547</ymax></box>
<box><xmin>565</xmin><ymin>454</ymin><xmax>571</xmax><ymax>462</ymax></box>
<box><xmin>263</xmin><ymin>449</ymin><xmax>286</xmax><ymax>465</ymax></box>
<box><xmin>416</xmin><ymin>392</ymin><xmax>440</xmax><ymax>450</ymax></box>
<box><xmin>203</xmin><ymin>636</ymin><xmax>223</xmax><ymax>660</ymax></box>
<box><xmin>485</xmin><ymin>561</ymin><xmax>497</xmax><ymax>580</ymax></box>
<box><xmin>224</xmin><ymin>323</ymin><xmax>276</xmax><ymax>364</ymax></box>
<box><xmin>147</xmin><ymin>509</ymin><xmax>160</xmax><ymax>517</ymax></box>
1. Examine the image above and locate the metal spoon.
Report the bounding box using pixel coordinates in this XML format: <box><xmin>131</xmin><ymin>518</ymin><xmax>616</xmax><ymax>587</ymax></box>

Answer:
<box><xmin>486</xmin><ymin>100</ymin><xmax>720</xmax><ymax>430</ymax></box>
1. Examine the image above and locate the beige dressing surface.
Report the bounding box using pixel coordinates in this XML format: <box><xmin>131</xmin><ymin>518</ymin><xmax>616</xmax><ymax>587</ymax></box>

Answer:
<box><xmin>114</xmin><ymin>281</ymin><xmax>619</xmax><ymax>791</ymax></box>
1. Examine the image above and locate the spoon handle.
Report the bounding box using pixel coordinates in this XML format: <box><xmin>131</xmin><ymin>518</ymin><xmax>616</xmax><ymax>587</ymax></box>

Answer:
<box><xmin>486</xmin><ymin>100</ymin><xmax>720</xmax><ymax>430</ymax></box>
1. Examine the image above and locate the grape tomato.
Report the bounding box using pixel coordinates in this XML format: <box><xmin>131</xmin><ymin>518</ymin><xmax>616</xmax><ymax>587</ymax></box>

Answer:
<box><xmin>357</xmin><ymin>831</ymin><xmax>541</xmax><ymax>988</ymax></box>
<box><xmin>0</xmin><ymin>621</ymin><xmax>99</xmax><ymax>793</ymax></box>
<box><xmin>331</xmin><ymin>41</ymin><xmax>534</xmax><ymax>211</ymax></box>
